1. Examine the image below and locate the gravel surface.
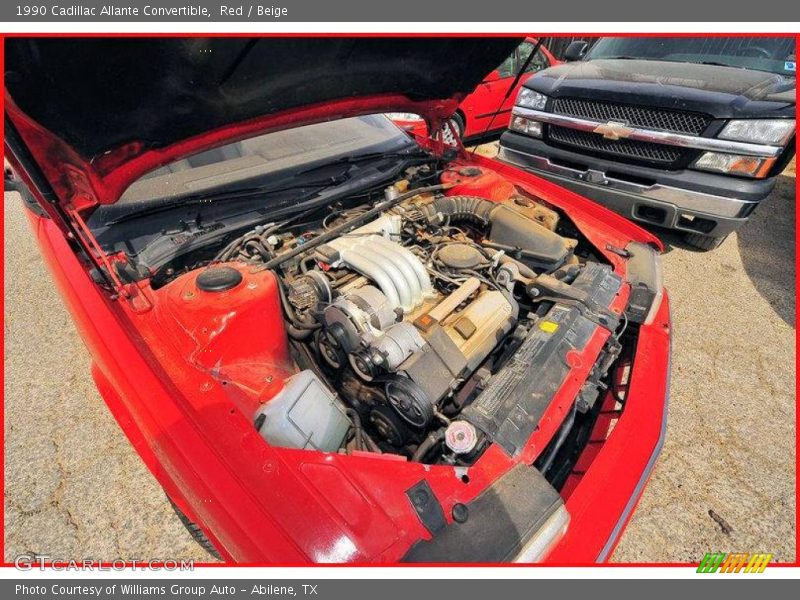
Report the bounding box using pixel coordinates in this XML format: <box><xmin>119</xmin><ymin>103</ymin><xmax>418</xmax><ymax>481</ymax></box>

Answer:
<box><xmin>3</xmin><ymin>161</ymin><xmax>795</xmax><ymax>563</ymax></box>
<box><xmin>613</xmin><ymin>163</ymin><xmax>796</xmax><ymax>563</ymax></box>
<box><xmin>3</xmin><ymin>197</ymin><xmax>210</xmax><ymax>563</ymax></box>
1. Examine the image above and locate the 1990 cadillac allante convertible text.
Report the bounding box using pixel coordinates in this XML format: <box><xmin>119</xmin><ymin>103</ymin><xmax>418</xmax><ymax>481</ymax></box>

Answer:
<box><xmin>4</xmin><ymin>38</ymin><xmax>670</xmax><ymax>563</ymax></box>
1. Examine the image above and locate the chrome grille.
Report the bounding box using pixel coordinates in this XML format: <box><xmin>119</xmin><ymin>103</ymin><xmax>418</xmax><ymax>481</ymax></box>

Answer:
<box><xmin>551</xmin><ymin>98</ymin><xmax>711</xmax><ymax>135</ymax></box>
<box><xmin>548</xmin><ymin>126</ymin><xmax>682</xmax><ymax>164</ymax></box>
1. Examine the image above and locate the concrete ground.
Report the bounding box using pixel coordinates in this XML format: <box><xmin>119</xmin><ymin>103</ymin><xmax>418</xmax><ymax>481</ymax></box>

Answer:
<box><xmin>3</xmin><ymin>160</ymin><xmax>796</xmax><ymax>564</ymax></box>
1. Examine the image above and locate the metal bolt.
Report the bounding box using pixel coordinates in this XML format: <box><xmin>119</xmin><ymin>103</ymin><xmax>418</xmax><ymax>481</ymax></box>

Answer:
<box><xmin>452</xmin><ymin>503</ymin><xmax>469</xmax><ymax>523</ymax></box>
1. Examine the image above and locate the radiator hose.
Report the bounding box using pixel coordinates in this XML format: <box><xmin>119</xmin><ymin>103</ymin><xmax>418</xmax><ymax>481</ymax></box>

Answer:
<box><xmin>411</xmin><ymin>429</ymin><xmax>445</xmax><ymax>463</ymax></box>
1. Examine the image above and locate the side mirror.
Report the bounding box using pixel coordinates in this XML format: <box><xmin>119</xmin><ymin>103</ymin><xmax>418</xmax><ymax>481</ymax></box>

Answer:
<box><xmin>564</xmin><ymin>41</ymin><xmax>589</xmax><ymax>62</ymax></box>
<box><xmin>4</xmin><ymin>167</ymin><xmax>21</xmax><ymax>193</ymax></box>
<box><xmin>482</xmin><ymin>70</ymin><xmax>501</xmax><ymax>83</ymax></box>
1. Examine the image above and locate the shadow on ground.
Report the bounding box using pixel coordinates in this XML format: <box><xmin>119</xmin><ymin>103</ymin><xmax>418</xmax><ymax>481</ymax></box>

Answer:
<box><xmin>639</xmin><ymin>171</ymin><xmax>795</xmax><ymax>327</ymax></box>
<box><xmin>644</xmin><ymin>228</ymin><xmax>695</xmax><ymax>255</ymax></box>
<box><xmin>736</xmin><ymin>174</ymin><xmax>795</xmax><ymax>327</ymax></box>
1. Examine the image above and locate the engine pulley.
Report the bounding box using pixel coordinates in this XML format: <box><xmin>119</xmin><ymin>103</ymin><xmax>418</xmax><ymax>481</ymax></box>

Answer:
<box><xmin>317</xmin><ymin>326</ymin><xmax>348</xmax><ymax>369</ymax></box>
<box><xmin>385</xmin><ymin>377</ymin><xmax>434</xmax><ymax>429</ymax></box>
<box><xmin>369</xmin><ymin>405</ymin><xmax>413</xmax><ymax>447</ymax></box>
<box><xmin>348</xmin><ymin>350</ymin><xmax>382</xmax><ymax>382</ymax></box>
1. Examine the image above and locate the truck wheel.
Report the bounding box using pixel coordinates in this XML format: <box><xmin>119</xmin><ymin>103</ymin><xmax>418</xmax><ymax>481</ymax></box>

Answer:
<box><xmin>168</xmin><ymin>498</ymin><xmax>223</xmax><ymax>560</ymax></box>
<box><xmin>684</xmin><ymin>232</ymin><xmax>728</xmax><ymax>251</ymax></box>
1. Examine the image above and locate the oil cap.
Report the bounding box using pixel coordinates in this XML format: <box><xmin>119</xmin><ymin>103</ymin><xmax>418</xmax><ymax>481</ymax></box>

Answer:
<box><xmin>196</xmin><ymin>266</ymin><xmax>243</xmax><ymax>292</ymax></box>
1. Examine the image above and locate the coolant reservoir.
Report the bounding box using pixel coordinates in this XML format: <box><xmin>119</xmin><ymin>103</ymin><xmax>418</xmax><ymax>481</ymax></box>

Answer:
<box><xmin>255</xmin><ymin>370</ymin><xmax>350</xmax><ymax>452</ymax></box>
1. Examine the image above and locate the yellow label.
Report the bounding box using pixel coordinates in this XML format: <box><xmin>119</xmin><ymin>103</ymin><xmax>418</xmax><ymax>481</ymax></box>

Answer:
<box><xmin>539</xmin><ymin>320</ymin><xmax>559</xmax><ymax>334</ymax></box>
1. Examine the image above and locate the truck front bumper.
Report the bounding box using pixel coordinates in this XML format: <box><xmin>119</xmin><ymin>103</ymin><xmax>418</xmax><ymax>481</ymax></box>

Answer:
<box><xmin>499</xmin><ymin>132</ymin><xmax>777</xmax><ymax>238</ymax></box>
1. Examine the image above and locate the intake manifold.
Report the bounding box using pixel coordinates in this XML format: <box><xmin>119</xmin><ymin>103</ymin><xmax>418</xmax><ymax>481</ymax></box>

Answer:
<box><xmin>315</xmin><ymin>215</ymin><xmax>434</xmax><ymax>313</ymax></box>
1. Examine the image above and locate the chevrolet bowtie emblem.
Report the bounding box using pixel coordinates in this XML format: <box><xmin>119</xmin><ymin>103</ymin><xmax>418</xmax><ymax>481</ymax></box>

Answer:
<box><xmin>593</xmin><ymin>121</ymin><xmax>634</xmax><ymax>141</ymax></box>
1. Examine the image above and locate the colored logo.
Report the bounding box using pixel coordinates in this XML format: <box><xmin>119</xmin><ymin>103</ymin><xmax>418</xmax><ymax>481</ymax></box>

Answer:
<box><xmin>697</xmin><ymin>552</ymin><xmax>772</xmax><ymax>573</ymax></box>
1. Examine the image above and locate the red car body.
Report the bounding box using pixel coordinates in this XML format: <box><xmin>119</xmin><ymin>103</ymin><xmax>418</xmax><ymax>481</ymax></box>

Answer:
<box><xmin>5</xmin><ymin>38</ymin><xmax>669</xmax><ymax>564</ymax></box>
<box><xmin>390</xmin><ymin>37</ymin><xmax>560</xmax><ymax>141</ymax></box>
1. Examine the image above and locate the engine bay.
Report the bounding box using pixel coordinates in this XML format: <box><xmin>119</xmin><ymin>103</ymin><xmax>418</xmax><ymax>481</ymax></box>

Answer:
<box><xmin>114</xmin><ymin>161</ymin><xmax>633</xmax><ymax>475</ymax></box>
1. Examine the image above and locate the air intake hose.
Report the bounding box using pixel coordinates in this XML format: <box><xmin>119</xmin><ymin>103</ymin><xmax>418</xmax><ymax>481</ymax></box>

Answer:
<box><xmin>422</xmin><ymin>195</ymin><xmax>572</xmax><ymax>270</ymax></box>
<box><xmin>421</xmin><ymin>195</ymin><xmax>497</xmax><ymax>227</ymax></box>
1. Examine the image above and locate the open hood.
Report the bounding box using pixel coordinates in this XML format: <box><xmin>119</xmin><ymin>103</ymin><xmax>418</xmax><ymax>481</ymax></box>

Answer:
<box><xmin>4</xmin><ymin>37</ymin><xmax>521</xmax><ymax>210</ymax></box>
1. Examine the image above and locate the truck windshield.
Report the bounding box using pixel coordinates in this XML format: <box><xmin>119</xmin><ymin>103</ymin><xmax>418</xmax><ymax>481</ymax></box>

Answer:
<box><xmin>587</xmin><ymin>37</ymin><xmax>796</xmax><ymax>77</ymax></box>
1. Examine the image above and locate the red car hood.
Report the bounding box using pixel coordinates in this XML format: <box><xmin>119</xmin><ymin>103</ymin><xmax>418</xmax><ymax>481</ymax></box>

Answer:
<box><xmin>4</xmin><ymin>37</ymin><xmax>521</xmax><ymax>211</ymax></box>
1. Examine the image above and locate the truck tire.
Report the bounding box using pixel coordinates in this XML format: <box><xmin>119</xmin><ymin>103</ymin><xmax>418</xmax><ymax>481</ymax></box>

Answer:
<box><xmin>168</xmin><ymin>498</ymin><xmax>223</xmax><ymax>560</ymax></box>
<box><xmin>684</xmin><ymin>232</ymin><xmax>728</xmax><ymax>251</ymax></box>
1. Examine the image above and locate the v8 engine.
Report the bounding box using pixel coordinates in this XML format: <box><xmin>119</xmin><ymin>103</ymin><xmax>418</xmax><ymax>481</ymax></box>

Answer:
<box><xmin>204</xmin><ymin>164</ymin><xmax>626</xmax><ymax>466</ymax></box>
<box><xmin>314</xmin><ymin>216</ymin><xmax>519</xmax><ymax>430</ymax></box>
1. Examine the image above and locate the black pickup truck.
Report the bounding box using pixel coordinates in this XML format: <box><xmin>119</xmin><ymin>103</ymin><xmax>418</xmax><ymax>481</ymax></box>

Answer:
<box><xmin>499</xmin><ymin>37</ymin><xmax>796</xmax><ymax>249</ymax></box>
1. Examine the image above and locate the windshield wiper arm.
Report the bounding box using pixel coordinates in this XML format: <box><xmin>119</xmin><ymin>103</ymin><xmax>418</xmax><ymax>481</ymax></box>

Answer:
<box><xmin>293</xmin><ymin>148</ymin><xmax>433</xmax><ymax>177</ymax></box>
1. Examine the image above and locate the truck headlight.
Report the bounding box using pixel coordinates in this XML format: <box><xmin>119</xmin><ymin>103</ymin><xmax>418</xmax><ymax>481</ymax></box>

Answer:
<box><xmin>510</xmin><ymin>115</ymin><xmax>543</xmax><ymax>138</ymax></box>
<box><xmin>693</xmin><ymin>152</ymin><xmax>775</xmax><ymax>178</ymax></box>
<box><xmin>515</xmin><ymin>88</ymin><xmax>548</xmax><ymax>110</ymax></box>
<box><xmin>719</xmin><ymin>119</ymin><xmax>795</xmax><ymax>146</ymax></box>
